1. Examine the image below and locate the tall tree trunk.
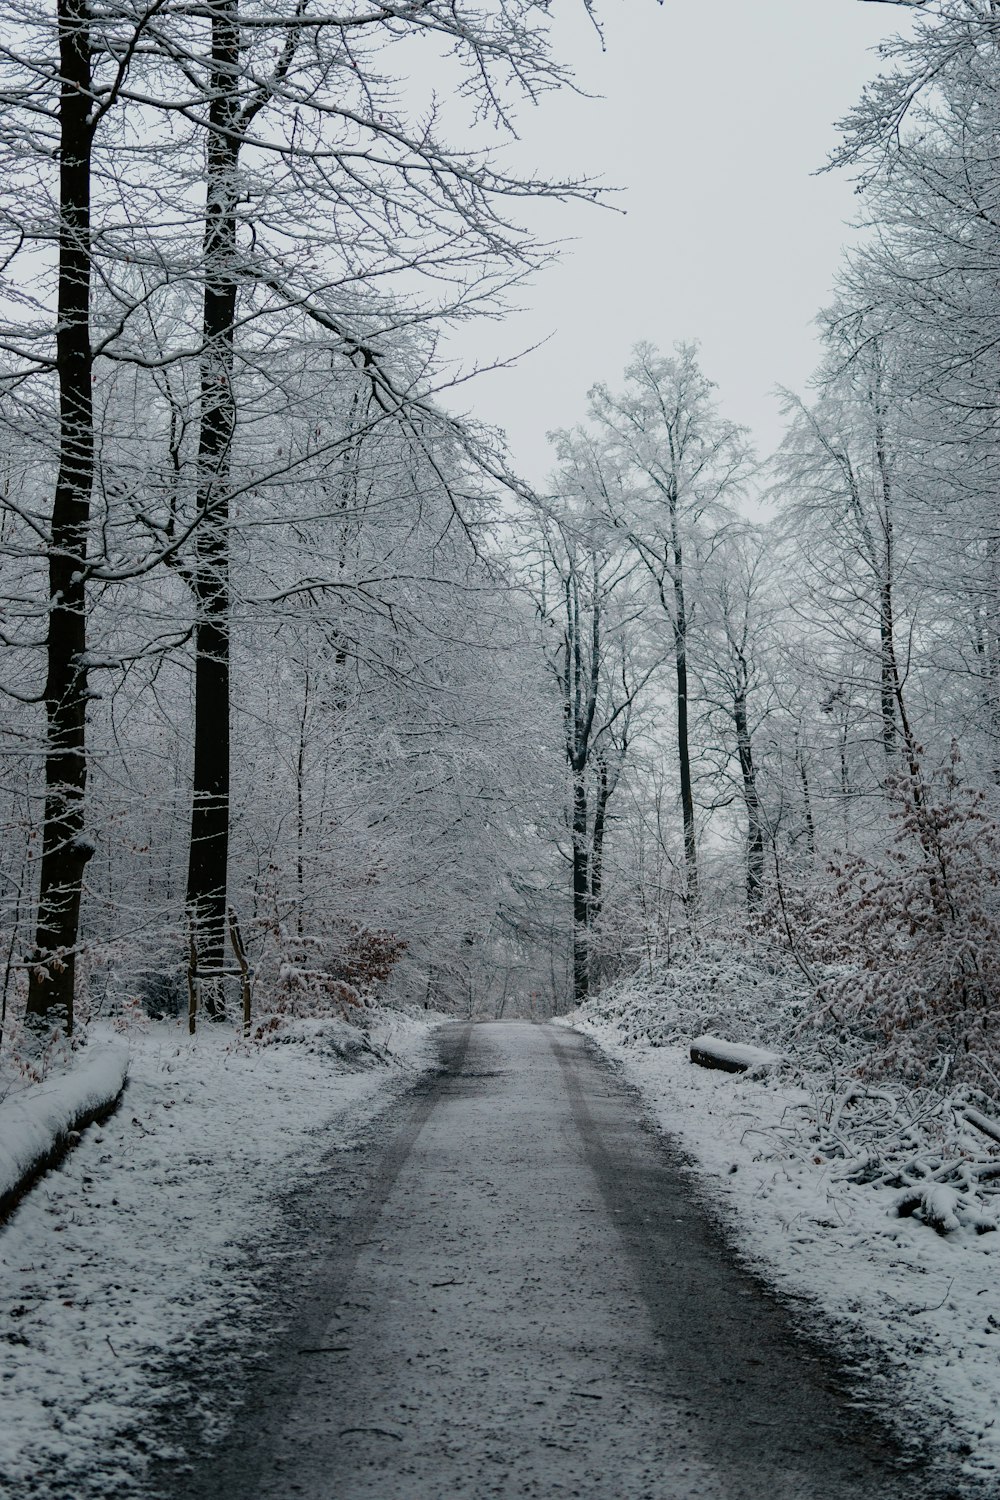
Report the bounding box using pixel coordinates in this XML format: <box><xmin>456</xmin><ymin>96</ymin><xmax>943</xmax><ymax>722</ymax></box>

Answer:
<box><xmin>588</xmin><ymin>758</ymin><xmax>611</xmax><ymax>988</ymax></box>
<box><xmin>733</xmin><ymin>690</ymin><xmax>763</xmax><ymax>910</ymax></box>
<box><xmin>979</xmin><ymin>535</ymin><xmax>1000</xmax><ymax>783</ymax></box>
<box><xmin>26</xmin><ymin>0</ymin><xmax>96</xmax><ymax>1035</ymax></box>
<box><xmin>796</xmin><ymin>743</ymin><xmax>816</xmax><ymax>858</ymax></box>
<box><xmin>589</xmin><ymin>759</ymin><xmax>609</xmax><ymax>925</ymax></box>
<box><xmin>296</xmin><ymin>666</ymin><xmax>309</xmax><ymax>937</ymax></box>
<box><xmin>571</xmin><ymin>770</ymin><xmax>589</xmax><ymax>1004</ymax></box>
<box><xmin>839</xmin><ymin>712</ymin><xmax>851</xmax><ymax>844</ymax></box>
<box><xmin>839</xmin><ymin>420</ymin><xmax>898</xmax><ymax>770</ymax></box>
<box><xmin>186</xmin><ymin>0</ymin><xmax>240</xmax><ymax>999</ymax></box>
<box><xmin>670</xmin><ymin>521</ymin><xmax>698</xmax><ymax>907</ymax></box>
<box><xmin>873</xmin><ymin>400</ymin><xmax>898</xmax><ymax>763</ymax></box>
<box><xmin>868</xmin><ymin>364</ymin><xmax>940</xmax><ymax>906</ymax></box>
<box><xmin>878</xmin><ymin>577</ymin><xmax>898</xmax><ymax>762</ymax></box>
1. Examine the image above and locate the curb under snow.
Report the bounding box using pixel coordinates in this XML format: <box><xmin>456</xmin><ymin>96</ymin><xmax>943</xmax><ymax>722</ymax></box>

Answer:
<box><xmin>0</xmin><ymin>1040</ymin><xmax>129</xmax><ymax>1223</ymax></box>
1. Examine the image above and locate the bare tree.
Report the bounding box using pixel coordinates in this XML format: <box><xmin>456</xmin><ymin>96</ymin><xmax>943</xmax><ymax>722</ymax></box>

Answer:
<box><xmin>588</xmin><ymin>342</ymin><xmax>752</xmax><ymax>911</ymax></box>
<box><xmin>0</xmin><ymin>1</ymin><xmax>169</xmax><ymax>1033</ymax></box>
<box><xmin>776</xmin><ymin>325</ymin><xmax>910</xmax><ymax>780</ymax></box>
<box><xmin>530</xmin><ymin>456</ymin><xmax>658</xmax><ymax>1003</ymax></box>
<box><xmin>698</xmin><ymin>527</ymin><xmax>778</xmax><ymax>911</ymax></box>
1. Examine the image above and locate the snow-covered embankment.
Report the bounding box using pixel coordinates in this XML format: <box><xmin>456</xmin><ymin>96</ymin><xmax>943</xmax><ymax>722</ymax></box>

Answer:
<box><xmin>0</xmin><ymin>1009</ymin><xmax>437</xmax><ymax>1500</ymax></box>
<box><xmin>569</xmin><ymin>985</ymin><xmax>1000</xmax><ymax>1493</ymax></box>
<box><xmin>0</xmin><ymin>1034</ymin><xmax>130</xmax><ymax>1221</ymax></box>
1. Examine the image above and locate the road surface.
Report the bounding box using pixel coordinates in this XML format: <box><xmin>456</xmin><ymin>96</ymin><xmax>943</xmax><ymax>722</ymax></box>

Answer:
<box><xmin>167</xmin><ymin>1021</ymin><xmax>943</xmax><ymax>1500</ymax></box>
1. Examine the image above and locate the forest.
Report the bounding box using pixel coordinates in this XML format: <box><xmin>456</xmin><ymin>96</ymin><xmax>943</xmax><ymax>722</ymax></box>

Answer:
<box><xmin>0</xmin><ymin>0</ymin><xmax>997</xmax><ymax>1106</ymax></box>
<box><xmin>8</xmin><ymin>3</ymin><xmax>1000</xmax><ymax>1495</ymax></box>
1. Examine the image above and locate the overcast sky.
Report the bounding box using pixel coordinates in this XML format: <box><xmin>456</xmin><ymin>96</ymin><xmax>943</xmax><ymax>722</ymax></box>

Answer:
<box><xmin>441</xmin><ymin>0</ymin><xmax>914</xmax><ymax>486</ymax></box>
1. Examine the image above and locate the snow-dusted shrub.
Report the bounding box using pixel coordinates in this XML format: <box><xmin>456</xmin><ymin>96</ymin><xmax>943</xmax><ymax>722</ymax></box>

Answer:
<box><xmin>252</xmin><ymin>915</ymin><xmax>407</xmax><ymax>1038</ymax></box>
<box><xmin>252</xmin><ymin>1013</ymin><xmax>393</xmax><ymax>1065</ymax></box>
<box><xmin>577</xmin><ymin>933</ymin><xmax>809</xmax><ymax>1050</ymax></box>
<box><xmin>813</xmin><ymin>748</ymin><xmax>1000</xmax><ymax>1094</ymax></box>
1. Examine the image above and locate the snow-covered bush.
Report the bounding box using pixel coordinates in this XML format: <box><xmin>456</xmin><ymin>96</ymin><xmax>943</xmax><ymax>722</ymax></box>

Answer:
<box><xmin>812</xmin><ymin>749</ymin><xmax>1000</xmax><ymax>1095</ymax></box>
<box><xmin>252</xmin><ymin>913</ymin><xmax>408</xmax><ymax>1039</ymax></box>
<box><xmin>576</xmin><ymin>933</ymin><xmax>810</xmax><ymax>1051</ymax></box>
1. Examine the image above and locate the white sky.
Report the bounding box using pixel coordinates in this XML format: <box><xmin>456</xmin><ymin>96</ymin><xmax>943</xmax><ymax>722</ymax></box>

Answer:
<box><xmin>442</xmin><ymin>0</ymin><xmax>913</xmax><ymax>485</ymax></box>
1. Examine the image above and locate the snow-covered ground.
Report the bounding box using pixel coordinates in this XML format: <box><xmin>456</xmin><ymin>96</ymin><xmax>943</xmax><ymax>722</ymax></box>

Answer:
<box><xmin>570</xmin><ymin>1014</ymin><xmax>1000</xmax><ymax>1492</ymax></box>
<box><xmin>0</xmin><ymin>1010</ymin><xmax>438</xmax><ymax>1500</ymax></box>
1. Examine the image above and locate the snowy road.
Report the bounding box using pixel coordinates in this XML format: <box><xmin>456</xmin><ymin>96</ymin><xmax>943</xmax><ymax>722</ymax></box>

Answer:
<box><xmin>167</xmin><ymin>1022</ymin><xmax>941</xmax><ymax>1500</ymax></box>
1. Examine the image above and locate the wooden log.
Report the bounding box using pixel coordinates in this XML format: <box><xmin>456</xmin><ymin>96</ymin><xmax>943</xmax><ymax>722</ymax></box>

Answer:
<box><xmin>689</xmin><ymin>1034</ymin><xmax>779</xmax><ymax>1075</ymax></box>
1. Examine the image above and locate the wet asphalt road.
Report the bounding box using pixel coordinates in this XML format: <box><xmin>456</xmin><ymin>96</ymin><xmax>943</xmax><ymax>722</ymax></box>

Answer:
<box><xmin>167</xmin><ymin>1021</ymin><xmax>948</xmax><ymax>1500</ymax></box>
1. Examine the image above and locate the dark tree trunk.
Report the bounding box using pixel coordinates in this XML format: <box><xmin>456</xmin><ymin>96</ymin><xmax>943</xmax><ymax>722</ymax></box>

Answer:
<box><xmin>982</xmin><ymin>535</ymin><xmax>1000</xmax><ymax>784</ymax></box>
<box><xmin>873</xmin><ymin>405</ymin><xmax>898</xmax><ymax>763</ymax></box>
<box><xmin>589</xmin><ymin>759</ymin><xmax>609</xmax><ymax>925</ymax></box>
<box><xmin>838</xmin><ymin>404</ymin><xmax>898</xmax><ymax>774</ymax></box>
<box><xmin>878</xmin><ymin>577</ymin><xmax>897</xmax><ymax>762</ymax></box>
<box><xmin>296</xmin><ymin>667</ymin><xmax>309</xmax><ymax>937</ymax></box>
<box><xmin>839</xmin><ymin>714</ymin><xmax>851</xmax><ymax>841</ymax></box>
<box><xmin>186</xmin><ymin>0</ymin><xmax>240</xmax><ymax>999</ymax></box>
<box><xmin>572</xmin><ymin>770</ymin><xmax>589</xmax><ymax>1005</ymax></box>
<box><xmin>670</xmin><ymin>524</ymin><xmax>698</xmax><ymax>908</ymax></box>
<box><xmin>797</xmin><ymin>746</ymin><xmax>816</xmax><ymax>858</ymax></box>
<box><xmin>587</xmin><ymin>759</ymin><xmax>611</xmax><ymax>990</ymax></box>
<box><xmin>733</xmin><ymin>690</ymin><xmax>763</xmax><ymax>910</ymax></box>
<box><xmin>26</xmin><ymin>0</ymin><xmax>96</xmax><ymax>1035</ymax></box>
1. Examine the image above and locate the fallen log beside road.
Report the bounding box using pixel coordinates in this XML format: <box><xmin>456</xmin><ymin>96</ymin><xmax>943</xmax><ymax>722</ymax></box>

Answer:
<box><xmin>689</xmin><ymin>1035</ymin><xmax>779</xmax><ymax>1075</ymax></box>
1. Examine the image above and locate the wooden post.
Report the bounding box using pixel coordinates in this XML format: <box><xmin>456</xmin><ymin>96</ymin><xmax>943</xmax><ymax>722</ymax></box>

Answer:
<box><xmin>187</xmin><ymin>930</ymin><xmax>199</xmax><ymax>1036</ymax></box>
<box><xmin>228</xmin><ymin>906</ymin><xmax>252</xmax><ymax>1038</ymax></box>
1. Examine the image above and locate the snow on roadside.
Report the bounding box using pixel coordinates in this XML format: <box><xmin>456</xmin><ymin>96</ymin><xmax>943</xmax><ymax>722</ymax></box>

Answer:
<box><xmin>0</xmin><ymin>1008</ymin><xmax>438</xmax><ymax>1500</ymax></box>
<box><xmin>0</xmin><ymin>1034</ymin><xmax>129</xmax><ymax>1210</ymax></box>
<box><xmin>570</xmin><ymin>1015</ymin><xmax>1000</xmax><ymax>1491</ymax></box>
